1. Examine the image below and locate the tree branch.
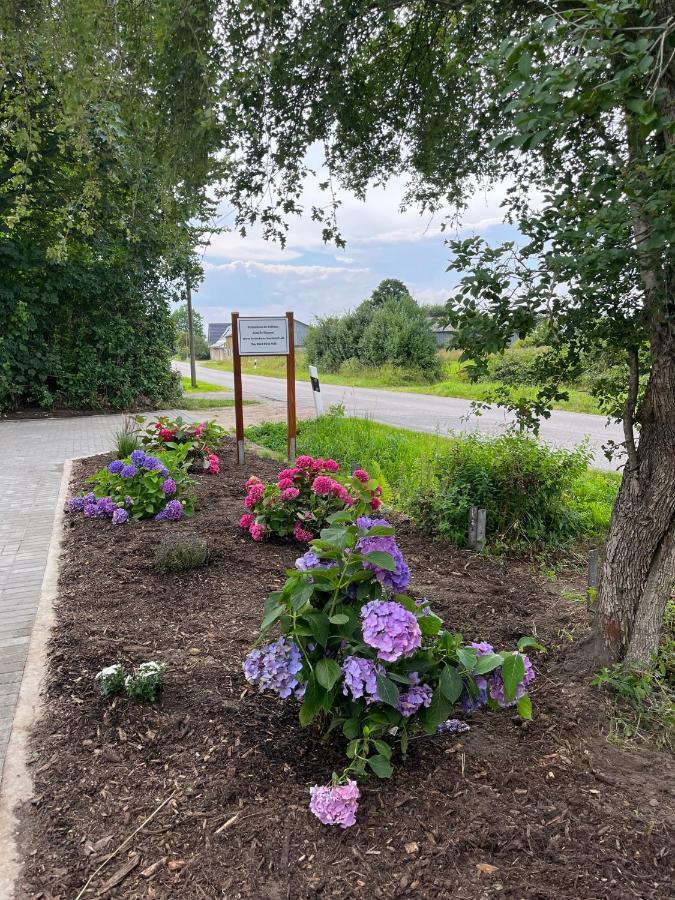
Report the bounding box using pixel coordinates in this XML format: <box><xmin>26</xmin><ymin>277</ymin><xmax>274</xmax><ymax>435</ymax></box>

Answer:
<box><xmin>623</xmin><ymin>347</ymin><xmax>640</xmax><ymax>472</ymax></box>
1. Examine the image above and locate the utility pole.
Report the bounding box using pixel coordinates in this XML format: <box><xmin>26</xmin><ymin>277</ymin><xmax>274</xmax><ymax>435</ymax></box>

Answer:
<box><xmin>185</xmin><ymin>273</ymin><xmax>197</xmax><ymax>389</ymax></box>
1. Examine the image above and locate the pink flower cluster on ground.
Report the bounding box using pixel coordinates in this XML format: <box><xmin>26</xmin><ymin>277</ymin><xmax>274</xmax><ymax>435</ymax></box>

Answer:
<box><xmin>309</xmin><ymin>780</ymin><xmax>360</xmax><ymax>828</ymax></box>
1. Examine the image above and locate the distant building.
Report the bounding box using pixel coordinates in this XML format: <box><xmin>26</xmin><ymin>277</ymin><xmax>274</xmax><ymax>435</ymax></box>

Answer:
<box><xmin>431</xmin><ymin>324</ymin><xmax>456</xmax><ymax>348</ymax></box>
<box><xmin>208</xmin><ymin>323</ymin><xmax>229</xmax><ymax>347</ymax></box>
<box><xmin>208</xmin><ymin>319</ymin><xmax>310</xmax><ymax>361</ymax></box>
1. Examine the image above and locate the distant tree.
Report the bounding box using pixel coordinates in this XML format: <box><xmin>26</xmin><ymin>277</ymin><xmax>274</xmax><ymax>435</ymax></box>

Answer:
<box><xmin>370</xmin><ymin>279</ymin><xmax>411</xmax><ymax>309</ymax></box>
<box><xmin>170</xmin><ymin>304</ymin><xmax>210</xmax><ymax>359</ymax></box>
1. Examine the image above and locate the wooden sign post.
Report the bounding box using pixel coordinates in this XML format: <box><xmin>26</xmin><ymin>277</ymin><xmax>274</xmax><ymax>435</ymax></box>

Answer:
<box><xmin>231</xmin><ymin>312</ymin><xmax>297</xmax><ymax>465</ymax></box>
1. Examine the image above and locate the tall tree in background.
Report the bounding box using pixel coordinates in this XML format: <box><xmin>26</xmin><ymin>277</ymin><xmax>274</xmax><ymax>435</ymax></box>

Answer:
<box><xmin>171</xmin><ymin>304</ymin><xmax>210</xmax><ymax>360</ymax></box>
<box><xmin>218</xmin><ymin>0</ymin><xmax>674</xmax><ymax>666</ymax></box>
<box><xmin>0</xmin><ymin>0</ymin><xmax>224</xmax><ymax>410</ymax></box>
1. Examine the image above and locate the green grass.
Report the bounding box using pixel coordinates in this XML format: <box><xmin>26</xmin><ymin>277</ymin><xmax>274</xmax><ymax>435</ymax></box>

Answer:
<box><xmin>245</xmin><ymin>414</ymin><xmax>620</xmax><ymax>547</ymax></box>
<box><xmin>181</xmin><ymin>376</ymin><xmax>226</xmax><ymax>393</ymax></box>
<box><xmin>205</xmin><ymin>351</ymin><xmax>601</xmax><ymax>415</ymax></box>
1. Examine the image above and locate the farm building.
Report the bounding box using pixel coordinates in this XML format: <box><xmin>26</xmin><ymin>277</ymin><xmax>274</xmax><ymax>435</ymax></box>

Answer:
<box><xmin>209</xmin><ymin>319</ymin><xmax>310</xmax><ymax>361</ymax></box>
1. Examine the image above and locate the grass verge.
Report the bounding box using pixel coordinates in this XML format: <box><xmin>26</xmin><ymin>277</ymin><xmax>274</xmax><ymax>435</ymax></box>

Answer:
<box><xmin>181</xmin><ymin>376</ymin><xmax>225</xmax><ymax>393</ymax></box>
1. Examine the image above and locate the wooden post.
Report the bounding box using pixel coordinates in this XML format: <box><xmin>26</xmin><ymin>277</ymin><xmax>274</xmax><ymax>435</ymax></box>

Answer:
<box><xmin>468</xmin><ymin>506</ymin><xmax>486</xmax><ymax>552</ymax></box>
<box><xmin>286</xmin><ymin>311</ymin><xmax>297</xmax><ymax>461</ymax></box>
<box><xmin>231</xmin><ymin>312</ymin><xmax>245</xmax><ymax>465</ymax></box>
<box><xmin>185</xmin><ymin>274</ymin><xmax>197</xmax><ymax>389</ymax></box>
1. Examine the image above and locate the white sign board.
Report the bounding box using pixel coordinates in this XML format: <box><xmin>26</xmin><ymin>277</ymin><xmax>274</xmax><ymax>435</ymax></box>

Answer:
<box><xmin>237</xmin><ymin>317</ymin><xmax>289</xmax><ymax>356</ymax></box>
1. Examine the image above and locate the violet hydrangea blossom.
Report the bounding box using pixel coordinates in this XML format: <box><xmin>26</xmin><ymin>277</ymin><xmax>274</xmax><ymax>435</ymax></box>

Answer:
<box><xmin>397</xmin><ymin>673</ymin><xmax>433</xmax><ymax>717</ymax></box>
<box><xmin>360</xmin><ymin>600</ymin><xmax>421</xmax><ymax>662</ymax></box>
<box><xmin>243</xmin><ymin>636</ymin><xmax>304</xmax><ymax>699</ymax></box>
<box><xmin>155</xmin><ymin>499</ymin><xmax>183</xmax><ymax>521</ymax></box>
<box><xmin>488</xmin><ymin>654</ymin><xmax>535</xmax><ymax>707</ymax></box>
<box><xmin>107</xmin><ymin>460</ymin><xmax>124</xmax><ymax>474</ymax></box>
<box><xmin>120</xmin><ymin>464</ymin><xmax>137</xmax><ymax>479</ymax></box>
<box><xmin>161</xmin><ymin>478</ymin><xmax>177</xmax><ymax>496</ymax></box>
<box><xmin>309</xmin><ymin>780</ymin><xmax>360</xmax><ymax>828</ymax></box>
<box><xmin>68</xmin><ymin>497</ymin><xmax>85</xmax><ymax>512</ymax></box>
<box><xmin>112</xmin><ymin>508</ymin><xmax>129</xmax><ymax>525</ymax></box>
<box><xmin>356</xmin><ymin>517</ymin><xmax>411</xmax><ymax>593</ymax></box>
<box><xmin>341</xmin><ymin>656</ymin><xmax>382</xmax><ymax>702</ymax></box>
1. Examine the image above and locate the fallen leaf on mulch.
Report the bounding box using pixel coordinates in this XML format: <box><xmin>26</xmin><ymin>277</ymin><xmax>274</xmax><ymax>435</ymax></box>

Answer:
<box><xmin>476</xmin><ymin>863</ymin><xmax>499</xmax><ymax>875</ymax></box>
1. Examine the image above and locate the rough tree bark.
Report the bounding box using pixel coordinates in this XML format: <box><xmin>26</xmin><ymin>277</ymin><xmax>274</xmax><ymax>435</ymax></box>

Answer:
<box><xmin>593</xmin><ymin>41</ymin><xmax>675</xmax><ymax>667</ymax></box>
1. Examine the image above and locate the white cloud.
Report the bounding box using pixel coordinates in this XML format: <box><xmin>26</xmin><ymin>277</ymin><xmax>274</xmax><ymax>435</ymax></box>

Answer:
<box><xmin>203</xmin><ymin>259</ymin><xmax>369</xmax><ymax>280</ymax></box>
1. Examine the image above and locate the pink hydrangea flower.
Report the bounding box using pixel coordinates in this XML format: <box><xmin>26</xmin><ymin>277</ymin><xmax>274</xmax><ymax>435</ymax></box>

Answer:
<box><xmin>309</xmin><ymin>780</ymin><xmax>360</xmax><ymax>828</ymax></box>
<box><xmin>295</xmin><ymin>455</ymin><xmax>315</xmax><ymax>469</ymax></box>
<box><xmin>208</xmin><ymin>453</ymin><xmax>220</xmax><ymax>474</ymax></box>
<box><xmin>293</xmin><ymin>521</ymin><xmax>314</xmax><ymax>542</ymax></box>
<box><xmin>282</xmin><ymin>487</ymin><xmax>300</xmax><ymax>501</ymax></box>
<box><xmin>250</xmin><ymin>523</ymin><xmax>266</xmax><ymax>541</ymax></box>
<box><xmin>246</xmin><ymin>476</ymin><xmax>261</xmax><ymax>488</ymax></box>
<box><xmin>322</xmin><ymin>459</ymin><xmax>339</xmax><ymax>472</ymax></box>
<box><xmin>239</xmin><ymin>513</ymin><xmax>254</xmax><ymax>529</ymax></box>
<box><xmin>247</xmin><ymin>483</ymin><xmax>264</xmax><ymax>503</ymax></box>
<box><xmin>277</xmin><ymin>478</ymin><xmax>294</xmax><ymax>490</ymax></box>
<box><xmin>353</xmin><ymin>469</ymin><xmax>369</xmax><ymax>483</ymax></box>
<box><xmin>311</xmin><ymin>475</ymin><xmax>334</xmax><ymax>495</ymax></box>
<box><xmin>370</xmin><ymin>497</ymin><xmax>382</xmax><ymax>510</ymax></box>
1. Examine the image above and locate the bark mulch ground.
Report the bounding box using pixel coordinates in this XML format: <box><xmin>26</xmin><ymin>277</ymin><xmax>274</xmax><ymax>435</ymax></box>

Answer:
<box><xmin>15</xmin><ymin>437</ymin><xmax>674</xmax><ymax>899</ymax></box>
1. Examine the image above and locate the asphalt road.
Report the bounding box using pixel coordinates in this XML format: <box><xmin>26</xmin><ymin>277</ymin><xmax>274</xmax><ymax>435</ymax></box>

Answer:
<box><xmin>175</xmin><ymin>361</ymin><xmax>624</xmax><ymax>472</ymax></box>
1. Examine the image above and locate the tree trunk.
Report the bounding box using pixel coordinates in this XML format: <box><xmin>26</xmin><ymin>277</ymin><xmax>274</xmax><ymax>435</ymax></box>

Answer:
<box><xmin>592</xmin><ymin>42</ymin><xmax>675</xmax><ymax>667</ymax></box>
<box><xmin>593</xmin><ymin>345</ymin><xmax>675</xmax><ymax>667</ymax></box>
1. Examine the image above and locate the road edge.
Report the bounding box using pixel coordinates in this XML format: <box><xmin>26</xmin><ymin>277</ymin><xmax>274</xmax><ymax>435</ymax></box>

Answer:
<box><xmin>0</xmin><ymin>458</ymin><xmax>72</xmax><ymax>900</ymax></box>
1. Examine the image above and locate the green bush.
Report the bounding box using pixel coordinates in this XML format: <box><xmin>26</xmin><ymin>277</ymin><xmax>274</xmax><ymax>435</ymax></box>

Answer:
<box><xmin>484</xmin><ymin>345</ymin><xmax>551</xmax><ymax>387</ymax></box>
<box><xmin>246</xmin><ymin>413</ymin><xmax>618</xmax><ymax>550</ymax></box>
<box><xmin>153</xmin><ymin>538</ymin><xmax>210</xmax><ymax>573</ymax></box>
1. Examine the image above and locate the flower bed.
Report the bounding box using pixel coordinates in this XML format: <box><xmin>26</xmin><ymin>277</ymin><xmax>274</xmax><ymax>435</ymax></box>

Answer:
<box><xmin>15</xmin><ymin>437</ymin><xmax>674</xmax><ymax>899</ymax></box>
<box><xmin>137</xmin><ymin>414</ymin><xmax>225</xmax><ymax>473</ymax></box>
<box><xmin>240</xmin><ymin>454</ymin><xmax>382</xmax><ymax>542</ymax></box>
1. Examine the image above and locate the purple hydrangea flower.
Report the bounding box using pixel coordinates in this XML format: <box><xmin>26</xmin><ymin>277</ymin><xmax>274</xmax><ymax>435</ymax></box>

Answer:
<box><xmin>68</xmin><ymin>497</ymin><xmax>85</xmax><ymax>513</ymax></box>
<box><xmin>294</xmin><ymin>550</ymin><xmax>334</xmax><ymax>572</ymax></box>
<box><xmin>85</xmin><ymin>492</ymin><xmax>96</xmax><ymax>503</ymax></box>
<box><xmin>243</xmin><ymin>636</ymin><xmax>304</xmax><ymax>699</ymax></box>
<box><xmin>341</xmin><ymin>656</ymin><xmax>382</xmax><ymax>702</ymax></box>
<box><xmin>124</xmin><ymin>495</ymin><xmax>134</xmax><ymax>506</ymax></box>
<box><xmin>488</xmin><ymin>654</ymin><xmax>535</xmax><ymax>707</ymax></box>
<box><xmin>397</xmin><ymin>673</ymin><xmax>433</xmax><ymax>717</ymax></box>
<box><xmin>112</xmin><ymin>508</ymin><xmax>129</xmax><ymax>525</ymax></box>
<box><xmin>95</xmin><ymin>496</ymin><xmax>116</xmax><ymax>518</ymax></box>
<box><xmin>158</xmin><ymin>464</ymin><xmax>169</xmax><ymax>477</ymax></box>
<box><xmin>360</xmin><ymin>600</ymin><xmax>421</xmax><ymax>662</ymax></box>
<box><xmin>309</xmin><ymin>780</ymin><xmax>360</xmax><ymax>828</ymax></box>
<box><xmin>155</xmin><ymin>499</ymin><xmax>183</xmax><ymax>522</ymax></box>
<box><xmin>142</xmin><ymin>455</ymin><xmax>161</xmax><ymax>471</ymax></box>
<box><xmin>356</xmin><ymin>516</ymin><xmax>410</xmax><ymax>592</ymax></box>
<box><xmin>120</xmin><ymin>464</ymin><xmax>137</xmax><ymax>479</ymax></box>
<box><xmin>107</xmin><ymin>460</ymin><xmax>124</xmax><ymax>474</ymax></box>
<box><xmin>83</xmin><ymin>503</ymin><xmax>98</xmax><ymax>518</ymax></box>
<box><xmin>130</xmin><ymin>449</ymin><xmax>146</xmax><ymax>466</ymax></box>
<box><xmin>469</xmin><ymin>641</ymin><xmax>495</xmax><ymax>656</ymax></box>
<box><xmin>462</xmin><ymin>675</ymin><xmax>489</xmax><ymax>713</ymax></box>
<box><xmin>414</xmin><ymin>597</ymin><xmax>432</xmax><ymax>617</ymax></box>
<box><xmin>437</xmin><ymin>719</ymin><xmax>471</xmax><ymax>736</ymax></box>
<box><xmin>161</xmin><ymin>478</ymin><xmax>177</xmax><ymax>496</ymax></box>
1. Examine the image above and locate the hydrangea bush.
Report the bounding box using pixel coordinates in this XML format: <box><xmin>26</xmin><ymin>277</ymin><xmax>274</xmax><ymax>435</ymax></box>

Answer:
<box><xmin>244</xmin><ymin>513</ymin><xmax>541</xmax><ymax>827</ymax></box>
<box><xmin>68</xmin><ymin>445</ymin><xmax>195</xmax><ymax>523</ymax></box>
<box><xmin>240</xmin><ymin>455</ymin><xmax>383</xmax><ymax>543</ymax></box>
<box><xmin>137</xmin><ymin>415</ymin><xmax>224</xmax><ymax>474</ymax></box>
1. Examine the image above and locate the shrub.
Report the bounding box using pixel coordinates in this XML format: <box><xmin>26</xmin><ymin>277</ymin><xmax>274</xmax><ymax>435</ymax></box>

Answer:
<box><xmin>113</xmin><ymin>417</ymin><xmax>141</xmax><ymax>458</ymax></box>
<box><xmin>408</xmin><ymin>432</ymin><xmax>591</xmax><ymax>549</ymax></box>
<box><xmin>153</xmin><ymin>538</ymin><xmax>210</xmax><ymax>573</ymax></box>
<box><xmin>125</xmin><ymin>661</ymin><xmax>165</xmax><ymax>701</ymax></box>
<box><xmin>138</xmin><ymin>415</ymin><xmax>225</xmax><ymax>473</ymax></box>
<box><xmin>68</xmin><ymin>445</ymin><xmax>194</xmax><ymax>523</ymax></box>
<box><xmin>244</xmin><ymin>514</ymin><xmax>540</xmax><ymax>827</ymax></box>
<box><xmin>240</xmin><ymin>454</ymin><xmax>383</xmax><ymax>542</ymax></box>
<box><xmin>484</xmin><ymin>345</ymin><xmax>552</xmax><ymax>386</ymax></box>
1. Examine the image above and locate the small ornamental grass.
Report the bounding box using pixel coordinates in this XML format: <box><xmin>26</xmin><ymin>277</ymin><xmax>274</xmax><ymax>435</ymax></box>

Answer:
<box><xmin>137</xmin><ymin>414</ymin><xmax>225</xmax><ymax>474</ymax></box>
<box><xmin>153</xmin><ymin>538</ymin><xmax>210</xmax><ymax>574</ymax></box>
<box><xmin>67</xmin><ymin>445</ymin><xmax>194</xmax><ymax>524</ymax></box>
<box><xmin>240</xmin><ymin>454</ymin><xmax>383</xmax><ymax>543</ymax></box>
<box><xmin>244</xmin><ymin>512</ymin><xmax>542</xmax><ymax>827</ymax></box>
<box><xmin>95</xmin><ymin>661</ymin><xmax>165</xmax><ymax>702</ymax></box>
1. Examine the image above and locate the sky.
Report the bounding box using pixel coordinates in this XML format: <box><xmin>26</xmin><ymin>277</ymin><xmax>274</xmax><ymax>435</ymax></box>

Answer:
<box><xmin>192</xmin><ymin>164</ymin><xmax>522</xmax><ymax>334</ymax></box>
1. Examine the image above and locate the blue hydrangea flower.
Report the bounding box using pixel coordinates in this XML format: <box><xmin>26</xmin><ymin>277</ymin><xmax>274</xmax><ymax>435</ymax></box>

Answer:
<box><xmin>142</xmin><ymin>455</ymin><xmax>161</xmax><ymax>471</ymax></box>
<box><xmin>107</xmin><ymin>460</ymin><xmax>124</xmax><ymax>474</ymax></box>
<box><xmin>120</xmin><ymin>464</ymin><xmax>137</xmax><ymax>479</ymax></box>
<box><xmin>130</xmin><ymin>449</ymin><xmax>147</xmax><ymax>466</ymax></box>
<box><xmin>243</xmin><ymin>637</ymin><xmax>304</xmax><ymax>699</ymax></box>
<box><xmin>68</xmin><ymin>497</ymin><xmax>85</xmax><ymax>512</ymax></box>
